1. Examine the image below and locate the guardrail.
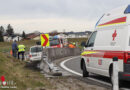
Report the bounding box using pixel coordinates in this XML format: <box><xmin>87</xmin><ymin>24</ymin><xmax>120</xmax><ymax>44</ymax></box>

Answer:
<box><xmin>39</xmin><ymin>48</ymin><xmax>81</xmax><ymax>76</ymax></box>
<box><xmin>43</xmin><ymin>48</ymin><xmax>81</xmax><ymax>61</ymax></box>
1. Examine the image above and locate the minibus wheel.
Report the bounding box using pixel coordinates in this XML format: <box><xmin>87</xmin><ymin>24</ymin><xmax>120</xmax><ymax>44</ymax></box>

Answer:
<box><xmin>83</xmin><ymin>61</ymin><xmax>89</xmax><ymax>77</ymax></box>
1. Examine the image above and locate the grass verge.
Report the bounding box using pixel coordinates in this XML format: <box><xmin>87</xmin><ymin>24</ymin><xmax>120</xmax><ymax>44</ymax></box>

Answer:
<box><xmin>0</xmin><ymin>52</ymin><xmax>51</xmax><ymax>90</ymax></box>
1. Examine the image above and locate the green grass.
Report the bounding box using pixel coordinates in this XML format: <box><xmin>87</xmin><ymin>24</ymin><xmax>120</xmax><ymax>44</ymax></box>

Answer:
<box><xmin>0</xmin><ymin>42</ymin><xmax>12</xmax><ymax>52</ymax></box>
<box><xmin>0</xmin><ymin>40</ymin><xmax>52</xmax><ymax>90</ymax></box>
<box><xmin>0</xmin><ymin>52</ymin><xmax>51</xmax><ymax>90</ymax></box>
<box><xmin>0</xmin><ymin>40</ymin><xmax>38</xmax><ymax>53</ymax></box>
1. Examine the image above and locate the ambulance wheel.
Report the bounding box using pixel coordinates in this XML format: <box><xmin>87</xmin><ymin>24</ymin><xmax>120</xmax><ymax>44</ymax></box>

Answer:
<box><xmin>83</xmin><ymin>62</ymin><xmax>89</xmax><ymax>77</ymax></box>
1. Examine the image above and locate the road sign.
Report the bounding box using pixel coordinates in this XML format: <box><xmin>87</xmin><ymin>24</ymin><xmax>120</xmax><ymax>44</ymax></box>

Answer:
<box><xmin>41</xmin><ymin>34</ymin><xmax>50</xmax><ymax>47</ymax></box>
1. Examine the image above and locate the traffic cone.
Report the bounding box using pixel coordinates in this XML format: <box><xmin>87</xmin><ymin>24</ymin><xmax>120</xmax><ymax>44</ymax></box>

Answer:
<box><xmin>10</xmin><ymin>50</ymin><xmax>13</xmax><ymax>56</ymax></box>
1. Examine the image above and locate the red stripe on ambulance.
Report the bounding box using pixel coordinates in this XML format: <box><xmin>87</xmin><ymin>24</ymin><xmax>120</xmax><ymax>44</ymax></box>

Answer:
<box><xmin>82</xmin><ymin>50</ymin><xmax>130</xmax><ymax>63</ymax></box>
<box><xmin>98</xmin><ymin>17</ymin><xmax>126</xmax><ymax>26</ymax></box>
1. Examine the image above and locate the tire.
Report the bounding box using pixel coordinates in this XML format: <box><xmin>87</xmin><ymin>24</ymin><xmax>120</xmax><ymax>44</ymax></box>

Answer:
<box><xmin>83</xmin><ymin>62</ymin><xmax>89</xmax><ymax>77</ymax></box>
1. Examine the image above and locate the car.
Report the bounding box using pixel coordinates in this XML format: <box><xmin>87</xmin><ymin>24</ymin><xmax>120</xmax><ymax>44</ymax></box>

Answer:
<box><xmin>29</xmin><ymin>45</ymin><xmax>43</xmax><ymax>62</ymax></box>
<box><xmin>81</xmin><ymin>4</ymin><xmax>130</xmax><ymax>85</ymax></box>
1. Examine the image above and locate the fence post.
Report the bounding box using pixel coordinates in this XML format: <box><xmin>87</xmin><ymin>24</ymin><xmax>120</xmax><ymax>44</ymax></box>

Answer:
<box><xmin>113</xmin><ymin>57</ymin><xmax>119</xmax><ymax>90</ymax></box>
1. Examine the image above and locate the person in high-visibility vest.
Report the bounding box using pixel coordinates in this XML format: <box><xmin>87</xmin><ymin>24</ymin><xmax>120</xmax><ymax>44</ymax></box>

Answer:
<box><xmin>18</xmin><ymin>44</ymin><xmax>25</xmax><ymax>60</ymax></box>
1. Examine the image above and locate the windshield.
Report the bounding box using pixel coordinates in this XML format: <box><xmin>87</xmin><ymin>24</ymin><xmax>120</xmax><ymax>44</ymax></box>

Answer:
<box><xmin>50</xmin><ymin>39</ymin><xmax>60</xmax><ymax>46</ymax></box>
<box><xmin>124</xmin><ymin>5</ymin><xmax>130</xmax><ymax>14</ymax></box>
<box><xmin>31</xmin><ymin>47</ymin><xmax>43</xmax><ymax>53</ymax></box>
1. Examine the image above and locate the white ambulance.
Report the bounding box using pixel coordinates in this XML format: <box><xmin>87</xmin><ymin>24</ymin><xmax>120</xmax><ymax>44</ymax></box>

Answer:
<box><xmin>81</xmin><ymin>5</ymin><xmax>130</xmax><ymax>84</ymax></box>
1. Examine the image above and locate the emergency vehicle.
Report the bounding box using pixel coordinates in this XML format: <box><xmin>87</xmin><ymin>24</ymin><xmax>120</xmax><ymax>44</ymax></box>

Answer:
<box><xmin>50</xmin><ymin>35</ymin><xmax>68</xmax><ymax>48</ymax></box>
<box><xmin>81</xmin><ymin>5</ymin><xmax>130</xmax><ymax>84</ymax></box>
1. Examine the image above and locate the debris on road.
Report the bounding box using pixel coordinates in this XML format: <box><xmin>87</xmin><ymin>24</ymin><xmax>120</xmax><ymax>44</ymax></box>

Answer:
<box><xmin>39</xmin><ymin>50</ymin><xmax>62</xmax><ymax>76</ymax></box>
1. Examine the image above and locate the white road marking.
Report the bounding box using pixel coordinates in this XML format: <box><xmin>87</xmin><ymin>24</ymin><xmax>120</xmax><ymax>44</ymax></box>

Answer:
<box><xmin>60</xmin><ymin>56</ymin><xmax>111</xmax><ymax>86</ymax></box>
<box><xmin>60</xmin><ymin>56</ymin><xmax>82</xmax><ymax>76</ymax></box>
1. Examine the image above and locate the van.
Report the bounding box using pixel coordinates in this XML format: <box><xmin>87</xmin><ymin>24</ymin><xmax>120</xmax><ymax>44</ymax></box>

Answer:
<box><xmin>29</xmin><ymin>45</ymin><xmax>43</xmax><ymax>62</ymax></box>
<box><xmin>80</xmin><ymin>5</ymin><xmax>130</xmax><ymax>84</ymax></box>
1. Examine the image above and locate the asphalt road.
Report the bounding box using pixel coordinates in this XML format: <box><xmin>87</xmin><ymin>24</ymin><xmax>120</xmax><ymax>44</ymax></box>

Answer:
<box><xmin>64</xmin><ymin>57</ymin><xmax>82</xmax><ymax>74</ymax></box>
<box><xmin>61</xmin><ymin>56</ymin><xmax>130</xmax><ymax>90</ymax></box>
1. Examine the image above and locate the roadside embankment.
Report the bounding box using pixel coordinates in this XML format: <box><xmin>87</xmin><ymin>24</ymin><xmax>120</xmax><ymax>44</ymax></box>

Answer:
<box><xmin>0</xmin><ymin>52</ymin><xmax>52</xmax><ymax>90</ymax></box>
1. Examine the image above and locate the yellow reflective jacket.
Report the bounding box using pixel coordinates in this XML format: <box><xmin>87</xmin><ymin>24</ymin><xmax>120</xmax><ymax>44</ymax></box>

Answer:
<box><xmin>18</xmin><ymin>45</ymin><xmax>25</xmax><ymax>52</ymax></box>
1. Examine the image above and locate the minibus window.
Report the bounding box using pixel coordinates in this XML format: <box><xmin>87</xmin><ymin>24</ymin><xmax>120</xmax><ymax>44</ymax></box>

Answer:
<box><xmin>86</xmin><ymin>31</ymin><xmax>97</xmax><ymax>47</ymax></box>
<box><xmin>124</xmin><ymin>5</ymin><xmax>130</xmax><ymax>14</ymax></box>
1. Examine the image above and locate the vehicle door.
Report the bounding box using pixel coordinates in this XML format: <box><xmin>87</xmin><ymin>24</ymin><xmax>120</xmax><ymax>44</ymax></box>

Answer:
<box><xmin>84</xmin><ymin>31</ymin><xmax>97</xmax><ymax>72</ymax></box>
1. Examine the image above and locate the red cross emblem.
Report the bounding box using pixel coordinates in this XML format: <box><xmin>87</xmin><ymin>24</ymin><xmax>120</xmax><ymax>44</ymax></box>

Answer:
<box><xmin>87</xmin><ymin>58</ymin><xmax>89</xmax><ymax>63</ymax></box>
<box><xmin>112</xmin><ymin>30</ymin><xmax>117</xmax><ymax>41</ymax></box>
<box><xmin>98</xmin><ymin>59</ymin><xmax>102</xmax><ymax>65</ymax></box>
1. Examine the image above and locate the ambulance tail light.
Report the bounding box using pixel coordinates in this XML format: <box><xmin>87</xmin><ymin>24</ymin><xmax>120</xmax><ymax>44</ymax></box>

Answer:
<box><xmin>124</xmin><ymin>52</ymin><xmax>130</xmax><ymax>64</ymax></box>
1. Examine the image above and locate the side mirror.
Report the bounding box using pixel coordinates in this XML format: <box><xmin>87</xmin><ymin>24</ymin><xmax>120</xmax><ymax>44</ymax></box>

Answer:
<box><xmin>81</xmin><ymin>41</ymin><xmax>87</xmax><ymax>47</ymax></box>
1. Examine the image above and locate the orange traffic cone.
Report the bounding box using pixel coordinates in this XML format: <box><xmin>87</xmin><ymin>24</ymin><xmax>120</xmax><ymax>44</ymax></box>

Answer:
<box><xmin>10</xmin><ymin>50</ymin><xmax>13</xmax><ymax>56</ymax></box>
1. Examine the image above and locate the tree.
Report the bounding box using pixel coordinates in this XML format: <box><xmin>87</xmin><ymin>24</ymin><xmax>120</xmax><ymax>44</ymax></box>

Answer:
<box><xmin>0</xmin><ymin>26</ymin><xmax>5</xmax><ymax>34</ymax></box>
<box><xmin>22</xmin><ymin>31</ymin><xmax>26</xmax><ymax>39</ymax></box>
<box><xmin>6</xmin><ymin>24</ymin><xmax>14</xmax><ymax>36</ymax></box>
<box><xmin>0</xmin><ymin>26</ymin><xmax>4</xmax><ymax>42</ymax></box>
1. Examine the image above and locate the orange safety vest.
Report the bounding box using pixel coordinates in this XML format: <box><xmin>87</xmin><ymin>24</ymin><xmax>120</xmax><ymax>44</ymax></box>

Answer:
<box><xmin>69</xmin><ymin>44</ymin><xmax>75</xmax><ymax>48</ymax></box>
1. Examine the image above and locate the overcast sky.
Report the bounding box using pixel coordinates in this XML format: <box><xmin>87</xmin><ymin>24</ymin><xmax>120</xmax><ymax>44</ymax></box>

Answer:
<box><xmin>0</xmin><ymin>0</ymin><xmax>130</xmax><ymax>33</ymax></box>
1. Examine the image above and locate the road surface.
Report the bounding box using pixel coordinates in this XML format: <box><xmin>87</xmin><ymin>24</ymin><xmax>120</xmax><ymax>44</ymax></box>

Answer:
<box><xmin>60</xmin><ymin>56</ymin><xmax>130</xmax><ymax>90</ymax></box>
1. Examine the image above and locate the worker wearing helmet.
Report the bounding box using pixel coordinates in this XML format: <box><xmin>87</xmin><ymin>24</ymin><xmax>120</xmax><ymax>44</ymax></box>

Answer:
<box><xmin>18</xmin><ymin>44</ymin><xmax>25</xmax><ymax>60</ymax></box>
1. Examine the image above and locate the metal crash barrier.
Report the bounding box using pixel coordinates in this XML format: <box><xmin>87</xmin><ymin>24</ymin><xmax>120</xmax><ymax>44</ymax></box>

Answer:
<box><xmin>39</xmin><ymin>48</ymin><xmax>81</xmax><ymax>76</ymax></box>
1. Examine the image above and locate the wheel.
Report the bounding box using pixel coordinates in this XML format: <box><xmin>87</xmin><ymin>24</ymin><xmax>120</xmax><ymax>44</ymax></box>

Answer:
<box><xmin>83</xmin><ymin>61</ymin><xmax>89</xmax><ymax>77</ymax></box>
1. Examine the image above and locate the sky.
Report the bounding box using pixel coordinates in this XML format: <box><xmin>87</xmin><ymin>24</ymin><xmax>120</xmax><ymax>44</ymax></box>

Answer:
<box><xmin>0</xmin><ymin>0</ymin><xmax>130</xmax><ymax>34</ymax></box>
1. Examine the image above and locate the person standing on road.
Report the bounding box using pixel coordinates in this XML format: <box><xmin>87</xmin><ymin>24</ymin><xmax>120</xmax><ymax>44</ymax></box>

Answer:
<box><xmin>12</xmin><ymin>40</ymin><xmax>18</xmax><ymax>58</ymax></box>
<box><xmin>18</xmin><ymin>44</ymin><xmax>25</xmax><ymax>60</ymax></box>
